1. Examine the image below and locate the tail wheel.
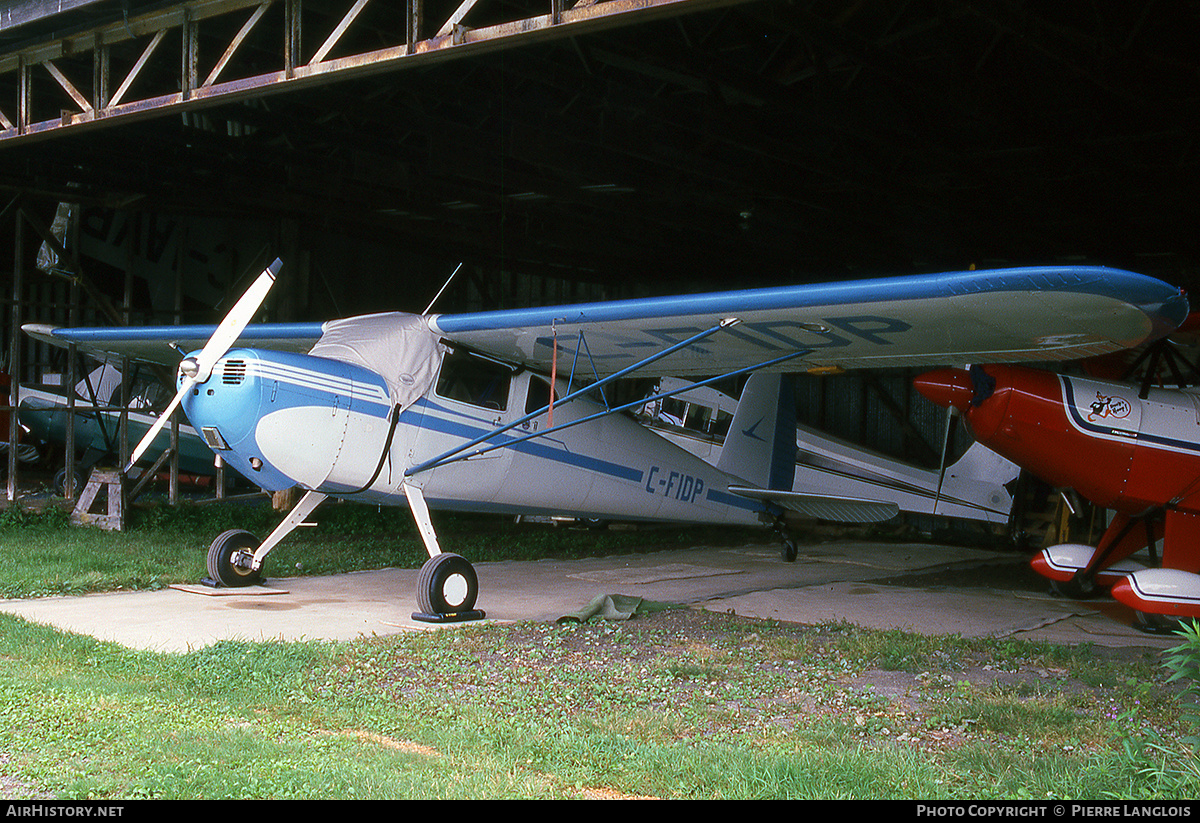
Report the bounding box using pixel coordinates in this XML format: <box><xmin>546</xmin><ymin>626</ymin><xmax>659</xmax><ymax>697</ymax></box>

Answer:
<box><xmin>781</xmin><ymin>538</ymin><xmax>798</xmax><ymax>562</ymax></box>
<box><xmin>207</xmin><ymin>529</ymin><xmax>264</xmax><ymax>587</ymax></box>
<box><xmin>417</xmin><ymin>553</ymin><xmax>478</xmax><ymax>615</ymax></box>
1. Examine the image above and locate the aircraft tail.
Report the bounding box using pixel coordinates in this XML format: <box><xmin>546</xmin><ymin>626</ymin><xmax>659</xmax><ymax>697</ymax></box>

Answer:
<box><xmin>941</xmin><ymin>441</ymin><xmax>1020</xmax><ymax>488</ymax></box>
<box><xmin>934</xmin><ymin>441</ymin><xmax>1020</xmax><ymax>517</ymax></box>
<box><xmin>716</xmin><ymin>372</ymin><xmax>797</xmax><ymax>489</ymax></box>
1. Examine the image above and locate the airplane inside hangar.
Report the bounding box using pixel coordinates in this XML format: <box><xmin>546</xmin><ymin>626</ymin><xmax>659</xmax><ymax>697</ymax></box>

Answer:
<box><xmin>0</xmin><ymin>0</ymin><xmax>1197</xmax><ymax>626</ymax></box>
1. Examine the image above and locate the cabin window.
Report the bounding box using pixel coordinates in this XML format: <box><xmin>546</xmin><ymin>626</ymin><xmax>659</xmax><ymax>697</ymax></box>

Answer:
<box><xmin>708</xmin><ymin>409</ymin><xmax>733</xmax><ymax>437</ymax></box>
<box><xmin>683</xmin><ymin>403</ymin><xmax>733</xmax><ymax>437</ymax></box>
<box><xmin>435</xmin><ymin>349</ymin><xmax>511</xmax><ymax>411</ymax></box>
<box><xmin>525</xmin><ymin>377</ymin><xmax>560</xmax><ymax>416</ymax></box>
<box><xmin>657</xmin><ymin>397</ymin><xmax>687</xmax><ymax>426</ymax></box>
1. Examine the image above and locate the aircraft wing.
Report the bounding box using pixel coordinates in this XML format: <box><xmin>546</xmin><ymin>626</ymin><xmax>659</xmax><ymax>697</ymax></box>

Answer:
<box><xmin>23</xmin><ymin>265</ymin><xmax>1188</xmax><ymax>378</ymax></box>
<box><xmin>428</xmin><ymin>265</ymin><xmax>1188</xmax><ymax>377</ymax></box>
<box><xmin>21</xmin><ymin>322</ymin><xmax>325</xmax><ymax>369</ymax></box>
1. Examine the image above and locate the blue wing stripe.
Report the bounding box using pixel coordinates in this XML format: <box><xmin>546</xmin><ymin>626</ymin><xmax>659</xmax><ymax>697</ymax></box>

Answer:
<box><xmin>48</xmin><ymin>322</ymin><xmax>326</xmax><ymax>344</ymax></box>
<box><xmin>430</xmin><ymin>266</ymin><xmax>1186</xmax><ymax>333</ymax></box>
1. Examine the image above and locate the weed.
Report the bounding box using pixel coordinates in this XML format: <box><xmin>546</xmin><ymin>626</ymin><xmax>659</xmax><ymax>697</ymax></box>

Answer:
<box><xmin>1161</xmin><ymin>619</ymin><xmax>1200</xmax><ymax>751</ymax></box>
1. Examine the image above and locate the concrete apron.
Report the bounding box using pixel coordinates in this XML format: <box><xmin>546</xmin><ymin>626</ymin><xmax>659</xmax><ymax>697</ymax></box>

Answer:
<box><xmin>0</xmin><ymin>540</ymin><xmax>1179</xmax><ymax>652</ymax></box>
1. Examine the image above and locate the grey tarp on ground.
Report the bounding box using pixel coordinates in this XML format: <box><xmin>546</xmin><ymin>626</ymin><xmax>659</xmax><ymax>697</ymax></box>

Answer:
<box><xmin>557</xmin><ymin>594</ymin><xmax>674</xmax><ymax>623</ymax></box>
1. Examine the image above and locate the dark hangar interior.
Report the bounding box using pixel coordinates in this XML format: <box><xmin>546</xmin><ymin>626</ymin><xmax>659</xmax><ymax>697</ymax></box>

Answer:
<box><xmin>0</xmin><ymin>0</ymin><xmax>1197</xmax><ymax>500</ymax></box>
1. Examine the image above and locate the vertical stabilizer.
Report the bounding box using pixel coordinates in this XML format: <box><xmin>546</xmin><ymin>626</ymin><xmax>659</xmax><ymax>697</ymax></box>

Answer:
<box><xmin>716</xmin><ymin>373</ymin><xmax>797</xmax><ymax>489</ymax></box>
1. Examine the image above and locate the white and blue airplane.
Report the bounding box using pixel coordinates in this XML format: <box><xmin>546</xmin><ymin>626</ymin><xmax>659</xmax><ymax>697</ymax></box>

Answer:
<box><xmin>23</xmin><ymin>260</ymin><xmax>1189</xmax><ymax>620</ymax></box>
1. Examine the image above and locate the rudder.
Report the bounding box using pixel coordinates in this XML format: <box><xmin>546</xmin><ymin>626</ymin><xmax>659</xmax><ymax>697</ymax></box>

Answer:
<box><xmin>716</xmin><ymin>372</ymin><xmax>797</xmax><ymax>490</ymax></box>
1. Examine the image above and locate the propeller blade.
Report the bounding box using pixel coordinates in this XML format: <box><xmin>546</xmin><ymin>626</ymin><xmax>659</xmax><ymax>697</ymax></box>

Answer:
<box><xmin>190</xmin><ymin>259</ymin><xmax>281</xmax><ymax>383</ymax></box>
<box><xmin>123</xmin><ymin>258</ymin><xmax>281</xmax><ymax>475</ymax></box>
<box><xmin>932</xmin><ymin>405</ymin><xmax>957</xmax><ymax>516</ymax></box>
<box><xmin>124</xmin><ymin>376</ymin><xmax>194</xmax><ymax>474</ymax></box>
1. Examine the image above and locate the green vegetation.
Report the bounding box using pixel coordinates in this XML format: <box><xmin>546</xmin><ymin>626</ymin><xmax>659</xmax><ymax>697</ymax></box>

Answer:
<box><xmin>0</xmin><ymin>501</ymin><xmax>1196</xmax><ymax>799</ymax></box>
<box><xmin>0</xmin><ymin>498</ymin><xmax>749</xmax><ymax>599</ymax></box>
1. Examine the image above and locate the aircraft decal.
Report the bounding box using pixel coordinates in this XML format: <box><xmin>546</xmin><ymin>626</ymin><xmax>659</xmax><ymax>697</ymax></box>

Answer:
<box><xmin>1087</xmin><ymin>392</ymin><xmax>1132</xmax><ymax>422</ymax></box>
<box><xmin>1060</xmin><ymin>376</ymin><xmax>1200</xmax><ymax>455</ymax></box>
<box><xmin>644</xmin><ymin>465</ymin><xmax>705</xmax><ymax>503</ymax></box>
<box><xmin>742</xmin><ymin>418</ymin><xmax>767</xmax><ymax>441</ymax></box>
<box><xmin>1061</xmin><ymin>377</ymin><xmax>1140</xmax><ymax>441</ymax></box>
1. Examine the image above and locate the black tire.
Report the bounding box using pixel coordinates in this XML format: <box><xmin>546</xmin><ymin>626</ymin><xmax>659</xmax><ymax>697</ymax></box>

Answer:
<box><xmin>53</xmin><ymin>467</ymin><xmax>85</xmax><ymax>499</ymax></box>
<box><xmin>207</xmin><ymin>529</ymin><xmax>264</xmax><ymax>587</ymax></box>
<box><xmin>1049</xmin><ymin>576</ymin><xmax>1098</xmax><ymax>600</ymax></box>
<box><xmin>1132</xmin><ymin>610</ymin><xmax>1185</xmax><ymax>635</ymax></box>
<box><xmin>416</xmin><ymin>553</ymin><xmax>478</xmax><ymax>615</ymax></box>
<box><xmin>781</xmin><ymin>538</ymin><xmax>798</xmax><ymax>562</ymax></box>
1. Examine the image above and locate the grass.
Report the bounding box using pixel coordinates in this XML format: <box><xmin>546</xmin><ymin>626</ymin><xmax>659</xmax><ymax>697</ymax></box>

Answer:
<box><xmin>0</xmin><ymin>497</ymin><xmax>747</xmax><ymax>598</ymax></box>
<box><xmin>0</xmin><ymin>500</ymin><xmax>1197</xmax><ymax>799</ymax></box>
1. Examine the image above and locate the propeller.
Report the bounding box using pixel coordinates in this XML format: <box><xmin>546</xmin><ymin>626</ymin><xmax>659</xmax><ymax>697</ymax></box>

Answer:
<box><xmin>123</xmin><ymin>258</ymin><xmax>281</xmax><ymax>475</ymax></box>
<box><xmin>931</xmin><ymin>404</ymin><xmax>958</xmax><ymax>516</ymax></box>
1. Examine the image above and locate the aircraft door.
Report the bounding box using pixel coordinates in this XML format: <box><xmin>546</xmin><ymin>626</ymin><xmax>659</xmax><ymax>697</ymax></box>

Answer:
<box><xmin>496</xmin><ymin>373</ymin><xmax>595</xmax><ymax>515</ymax></box>
<box><xmin>1127</xmin><ymin>389</ymin><xmax>1200</xmax><ymax>509</ymax></box>
<box><xmin>405</xmin><ymin>348</ymin><xmax>518</xmax><ymax>505</ymax></box>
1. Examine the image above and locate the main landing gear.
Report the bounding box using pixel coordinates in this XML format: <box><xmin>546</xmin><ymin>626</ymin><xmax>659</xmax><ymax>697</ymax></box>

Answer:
<box><xmin>200</xmin><ymin>486</ymin><xmax>485</xmax><ymax>623</ymax></box>
<box><xmin>404</xmin><ymin>483</ymin><xmax>485</xmax><ymax>623</ymax></box>
<box><xmin>206</xmin><ymin>529</ymin><xmax>264</xmax><ymax>587</ymax></box>
<box><xmin>413</xmin><ymin>552</ymin><xmax>483</xmax><ymax>623</ymax></box>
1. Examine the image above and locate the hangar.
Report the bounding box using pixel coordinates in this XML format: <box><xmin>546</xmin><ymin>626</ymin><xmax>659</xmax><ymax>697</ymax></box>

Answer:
<box><xmin>0</xmin><ymin>0</ymin><xmax>1196</xmax><ymax>524</ymax></box>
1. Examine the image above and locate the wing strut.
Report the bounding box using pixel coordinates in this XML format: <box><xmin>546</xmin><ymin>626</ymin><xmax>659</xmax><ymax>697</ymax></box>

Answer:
<box><xmin>407</xmin><ymin>346</ymin><xmax>811</xmax><ymax>478</ymax></box>
<box><xmin>407</xmin><ymin>318</ymin><xmax>745</xmax><ymax>477</ymax></box>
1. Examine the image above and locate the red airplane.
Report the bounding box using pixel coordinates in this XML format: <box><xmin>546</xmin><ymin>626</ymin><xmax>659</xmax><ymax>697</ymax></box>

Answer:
<box><xmin>914</xmin><ymin>352</ymin><xmax>1200</xmax><ymax>631</ymax></box>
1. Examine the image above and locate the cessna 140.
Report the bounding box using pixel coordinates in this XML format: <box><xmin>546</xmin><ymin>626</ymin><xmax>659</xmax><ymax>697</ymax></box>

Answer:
<box><xmin>915</xmin><ymin>355</ymin><xmax>1200</xmax><ymax>630</ymax></box>
<box><xmin>24</xmin><ymin>260</ymin><xmax>1187</xmax><ymax>622</ymax></box>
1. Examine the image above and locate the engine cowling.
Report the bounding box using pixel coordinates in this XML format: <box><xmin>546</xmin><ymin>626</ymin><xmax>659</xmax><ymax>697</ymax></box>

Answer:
<box><xmin>181</xmin><ymin>348</ymin><xmax>393</xmax><ymax>492</ymax></box>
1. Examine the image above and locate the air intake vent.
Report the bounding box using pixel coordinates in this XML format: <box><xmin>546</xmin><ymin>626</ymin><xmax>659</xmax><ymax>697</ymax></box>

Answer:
<box><xmin>222</xmin><ymin>360</ymin><xmax>247</xmax><ymax>385</ymax></box>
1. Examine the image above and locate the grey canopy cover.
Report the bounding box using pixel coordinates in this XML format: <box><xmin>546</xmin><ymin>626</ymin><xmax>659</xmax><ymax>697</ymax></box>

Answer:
<box><xmin>308</xmin><ymin>312</ymin><xmax>444</xmax><ymax>411</ymax></box>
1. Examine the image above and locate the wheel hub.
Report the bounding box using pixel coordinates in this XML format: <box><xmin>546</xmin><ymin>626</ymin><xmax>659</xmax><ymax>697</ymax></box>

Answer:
<box><xmin>443</xmin><ymin>573</ymin><xmax>469</xmax><ymax>608</ymax></box>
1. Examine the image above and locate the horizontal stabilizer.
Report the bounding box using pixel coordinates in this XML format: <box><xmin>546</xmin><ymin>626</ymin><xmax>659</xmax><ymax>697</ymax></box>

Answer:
<box><xmin>728</xmin><ymin>485</ymin><xmax>900</xmax><ymax>524</ymax></box>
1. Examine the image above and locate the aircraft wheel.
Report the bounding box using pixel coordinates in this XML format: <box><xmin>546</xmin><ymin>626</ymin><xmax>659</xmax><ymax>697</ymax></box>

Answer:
<box><xmin>53</xmin><ymin>467</ymin><xmax>85</xmax><ymax>499</ymax></box>
<box><xmin>781</xmin><ymin>538</ymin><xmax>798</xmax><ymax>563</ymax></box>
<box><xmin>207</xmin><ymin>529</ymin><xmax>264</xmax><ymax>588</ymax></box>
<box><xmin>417</xmin><ymin>553</ymin><xmax>478</xmax><ymax>615</ymax></box>
<box><xmin>1049</xmin><ymin>577</ymin><xmax>1098</xmax><ymax>600</ymax></box>
<box><xmin>1132</xmin><ymin>610</ymin><xmax>1186</xmax><ymax>635</ymax></box>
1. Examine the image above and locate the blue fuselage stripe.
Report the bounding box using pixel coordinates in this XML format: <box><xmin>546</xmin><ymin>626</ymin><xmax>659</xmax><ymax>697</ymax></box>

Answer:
<box><xmin>410</xmin><ymin>399</ymin><xmax>645</xmax><ymax>483</ymax></box>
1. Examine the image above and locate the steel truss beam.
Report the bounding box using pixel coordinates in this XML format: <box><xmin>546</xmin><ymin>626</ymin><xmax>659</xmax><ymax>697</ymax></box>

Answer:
<box><xmin>0</xmin><ymin>0</ymin><xmax>751</xmax><ymax>144</ymax></box>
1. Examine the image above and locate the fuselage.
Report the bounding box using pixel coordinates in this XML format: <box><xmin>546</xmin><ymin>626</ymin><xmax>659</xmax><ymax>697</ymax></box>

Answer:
<box><xmin>916</xmin><ymin>363</ymin><xmax>1200</xmax><ymax>620</ymax></box>
<box><xmin>180</xmin><ymin>346</ymin><xmax>773</xmax><ymax>527</ymax></box>
<box><xmin>915</xmin><ymin>364</ymin><xmax>1200</xmax><ymax>517</ymax></box>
